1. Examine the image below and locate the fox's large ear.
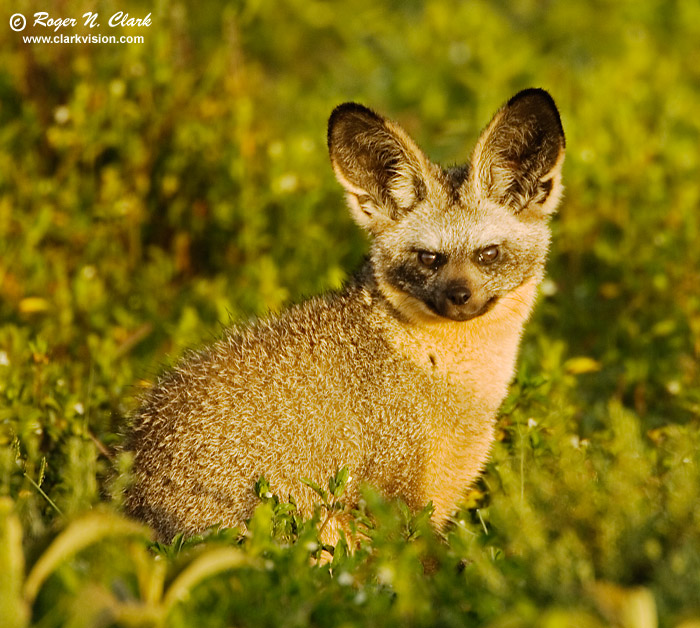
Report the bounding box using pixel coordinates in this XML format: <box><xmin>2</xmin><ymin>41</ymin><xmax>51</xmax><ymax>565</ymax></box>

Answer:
<box><xmin>468</xmin><ymin>88</ymin><xmax>565</xmax><ymax>216</ymax></box>
<box><xmin>328</xmin><ymin>103</ymin><xmax>430</xmax><ymax>234</ymax></box>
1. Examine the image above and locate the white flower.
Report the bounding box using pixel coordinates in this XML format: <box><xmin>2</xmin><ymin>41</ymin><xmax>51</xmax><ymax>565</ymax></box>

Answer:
<box><xmin>304</xmin><ymin>541</ymin><xmax>319</xmax><ymax>553</ymax></box>
<box><xmin>337</xmin><ymin>572</ymin><xmax>354</xmax><ymax>586</ymax></box>
<box><xmin>666</xmin><ymin>381</ymin><xmax>681</xmax><ymax>395</ymax></box>
<box><xmin>377</xmin><ymin>565</ymin><xmax>394</xmax><ymax>586</ymax></box>
<box><xmin>54</xmin><ymin>106</ymin><xmax>70</xmax><ymax>124</ymax></box>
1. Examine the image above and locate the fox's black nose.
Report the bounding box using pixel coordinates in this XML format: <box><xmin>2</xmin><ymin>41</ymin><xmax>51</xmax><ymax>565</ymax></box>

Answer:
<box><xmin>446</xmin><ymin>286</ymin><xmax>471</xmax><ymax>306</ymax></box>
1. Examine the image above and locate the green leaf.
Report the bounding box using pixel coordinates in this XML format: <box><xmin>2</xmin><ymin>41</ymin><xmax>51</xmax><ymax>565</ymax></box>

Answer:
<box><xmin>300</xmin><ymin>477</ymin><xmax>328</xmax><ymax>505</ymax></box>
<box><xmin>329</xmin><ymin>465</ymin><xmax>350</xmax><ymax>498</ymax></box>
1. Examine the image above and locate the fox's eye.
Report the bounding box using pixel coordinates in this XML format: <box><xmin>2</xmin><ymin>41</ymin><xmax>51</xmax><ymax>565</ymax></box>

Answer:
<box><xmin>418</xmin><ymin>251</ymin><xmax>439</xmax><ymax>268</ymax></box>
<box><xmin>477</xmin><ymin>245</ymin><xmax>500</xmax><ymax>265</ymax></box>
<box><xmin>418</xmin><ymin>251</ymin><xmax>437</xmax><ymax>266</ymax></box>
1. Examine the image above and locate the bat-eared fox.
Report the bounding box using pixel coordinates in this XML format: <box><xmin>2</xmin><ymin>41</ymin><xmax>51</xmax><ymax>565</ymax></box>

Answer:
<box><xmin>127</xmin><ymin>88</ymin><xmax>565</xmax><ymax>544</ymax></box>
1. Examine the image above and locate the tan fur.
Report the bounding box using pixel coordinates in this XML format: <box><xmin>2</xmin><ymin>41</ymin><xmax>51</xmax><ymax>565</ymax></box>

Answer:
<box><xmin>126</xmin><ymin>90</ymin><xmax>565</xmax><ymax>543</ymax></box>
<box><xmin>383</xmin><ymin>277</ymin><xmax>540</xmax><ymax>524</ymax></box>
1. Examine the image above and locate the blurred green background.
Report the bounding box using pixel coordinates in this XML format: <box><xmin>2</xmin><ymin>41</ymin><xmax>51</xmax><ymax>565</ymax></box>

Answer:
<box><xmin>1</xmin><ymin>0</ymin><xmax>699</xmax><ymax>626</ymax></box>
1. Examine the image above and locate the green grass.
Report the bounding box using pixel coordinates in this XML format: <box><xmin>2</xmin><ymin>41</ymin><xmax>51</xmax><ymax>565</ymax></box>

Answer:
<box><xmin>1</xmin><ymin>0</ymin><xmax>699</xmax><ymax>626</ymax></box>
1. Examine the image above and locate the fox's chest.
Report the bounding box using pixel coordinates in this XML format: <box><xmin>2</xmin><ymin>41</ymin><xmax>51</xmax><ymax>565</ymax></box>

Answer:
<box><xmin>387</xmin><ymin>278</ymin><xmax>539</xmax><ymax>410</ymax></box>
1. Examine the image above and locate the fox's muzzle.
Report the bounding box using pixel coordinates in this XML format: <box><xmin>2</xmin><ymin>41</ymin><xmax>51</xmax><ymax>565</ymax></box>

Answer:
<box><xmin>427</xmin><ymin>281</ymin><xmax>495</xmax><ymax>321</ymax></box>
